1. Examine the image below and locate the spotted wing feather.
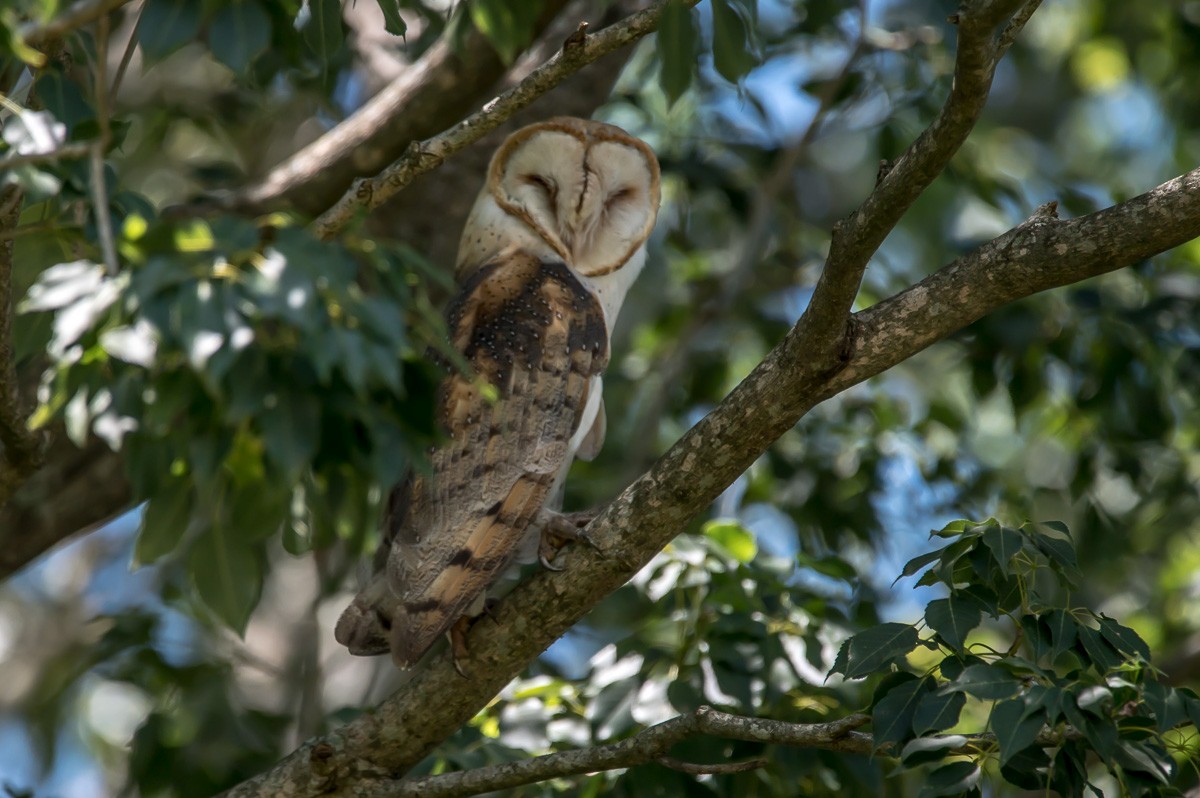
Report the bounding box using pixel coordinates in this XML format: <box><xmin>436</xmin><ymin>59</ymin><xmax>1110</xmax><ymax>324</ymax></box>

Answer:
<box><xmin>380</xmin><ymin>251</ymin><xmax>607</xmax><ymax>667</ymax></box>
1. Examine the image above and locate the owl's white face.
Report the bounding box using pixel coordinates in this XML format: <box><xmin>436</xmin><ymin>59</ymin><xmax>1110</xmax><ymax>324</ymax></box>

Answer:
<box><xmin>457</xmin><ymin>118</ymin><xmax>661</xmax><ymax>325</ymax></box>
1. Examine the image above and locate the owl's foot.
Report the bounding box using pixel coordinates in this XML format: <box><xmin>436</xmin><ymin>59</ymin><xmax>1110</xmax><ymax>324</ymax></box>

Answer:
<box><xmin>448</xmin><ymin>616</ymin><xmax>473</xmax><ymax>678</ymax></box>
<box><xmin>537</xmin><ymin>509</ymin><xmax>599</xmax><ymax>571</ymax></box>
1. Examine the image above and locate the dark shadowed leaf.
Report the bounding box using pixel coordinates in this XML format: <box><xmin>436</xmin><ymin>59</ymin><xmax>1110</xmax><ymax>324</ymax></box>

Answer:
<box><xmin>1000</xmin><ymin>745</ymin><xmax>1050</xmax><ymax>790</ymax></box>
<box><xmin>135</xmin><ymin>480</ymin><xmax>193</xmax><ymax>565</ymax></box>
<box><xmin>657</xmin><ymin>0</ymin><xmax>697</xmax><ymax>106</ymax></box>
<box><xmin>917</xmin><ymin>761</ymin><xmax>980</xmax><ymax>798</ymax></box>
<box><xmin>925</xmin><ymin>596</ymin><xmax>981</xmax><ymax>651</ymax></box>
<box><xmin>374</xmin><ymin>0</ymin><xmax>407</xmax><ymax>37</ymax></box>
<box><xmin>302</xmin><ymin>0</ymin><xmax>345</xmax><ymax>62</ymax></box>
<box><xmin>992</xmin><ymin>699</ymin><xmax>1044</xmax><ymax>766</ymax></box>
<box><xmin>1142</xmin><ymin>681</ymin><xmax>1188</xmax><ymax>732</ymax></box>
<box><xmin>830</xmin><ymin>622</ymin><xmax>920</xmax><ymax>679</ymax></box>
<box><xmin>947</xmin><ymin>664</ymin><xmax>1019</xmax><ymax>700</ymax></box>
<box><xmin>1045</xmin><ymin>609</ymin><xmax>1077</xmax><ymax>659</ymax></box>
<box><xmin>981</xmin><ymin>525</ymin><xmax>1024</xmax><ymax>575</ymax></box>
<box><xmin>1097</xmin><ymin>615</ymin><xmax>1150</xmax><ymax>661</ymax></box>
<box><xmin>188</xmin><ymin>526</ymin><xmax>263</xmax><ymax>634</ymax></box>
<box><xmin>873</xmin><ymin>676</ymin><xmax>933</xmax><ymax>749</ymax></box>
<box><xmin>912</xmin><ymin>690</ymin><xmax>966</xmax><ymax>736</ymax></box>
<box><xmin>710</xmin><ymin>0</ymin><xmax>757</xmax><ymax>84</ymax></box>
<box><xmin>258</xmin><ymin>392</ymin><xmax>320</xmax><ymax>476</ymax></box>
<box><xmin>209</xmin><ymin>2</ymin><xmax>271</xmax><ymax>72</ymax></box>
<box><xmin>1076</xmin><ymin>624</ymin><xmax>1123</xmax><ymax>672</ymax></box>
<box><xmin>1113</xmin><ymin>740</ymin><xmax>1174</xmax><ymax>784</ymax></box>
<box><xmin>139</xmin><ymin>0</ymin><xmax>204</xmax><ymax>62</ymax></box>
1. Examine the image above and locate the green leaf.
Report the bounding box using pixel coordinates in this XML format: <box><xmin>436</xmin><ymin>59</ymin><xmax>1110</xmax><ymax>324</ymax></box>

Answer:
<box><xmin>1029</xmin><ymin>528</ymin><xmax>1081</xmax><ymax>586</ymax></box>
<box><xmin>795</xmin><ymin>552</ymin><xmax>855</xmax><ymax>580</ymax></box>
<box><xmin>830</xmin><ymin>622</ymin><xmax>920</xmax><ymax>680</ymax></box>
<box><xmin>188</xmin><ymin>525</ymin><xmax>263</xmax><ymax>634</ymax></box>
<box><xmin>947</xmin><ymin>664</ymin><xmax>1020</xmax><ymax>700</ymax></box>
<box><xmin>873</xmin><ymin>676</ymin><xmax>934</xmax><ymax>749</ymax></box>
<box><xmin>469</xmin><ymin>0</ymin><xmax>539</xmax><ymax>64</ymax></box>
<box><xmin>900</xmin><ymin>734</ymin><xmax>967</xmax><ymax>766</ymax></box>
<box><xmin>897</xmin><ymin>546</ymin><xmax>946</xmax><ymax>582</ymax></box>
<box><xmin>138</xmin><ymin>0</ymin><xmax>204</xmax><ymax>62</ymax></box>
<box><xmin>1019</xmin><ymin>614</ymin><xmax>1053</xmax><ymax>662</ymax></box>
<box><xmin>999</xmin><ymin>745</ymin><xmax>1050</xmax><ymax>791</ymax></box>
<box><xmin>925</xmin><ymin>596</ymin><xmax>981</xmax><ymax>651</ymax></box>
<box><xmin>1113</xmin><ymin>740</ymin><xmax>1174</xmax><ymax>784</ymax></box>
<box><xmin>1024</xmin><ymin>684</ymin><xmax>1063</xmax><ymax>725</ymax></box>
<box><xmin>227</xmin><ymin>482</ymin><xmax>289</xmax><ymax>542</ymax></box>
<box><xmin>258</xmin><ymin>392</ymin><xmax>320</xmax><ymax>476</ymax></box>
<box><xmin>703</xmin><ymin>519</ymin><xmax>756</xmax><ymax>562</ymax></box>
<box><xmin>917</xmin><ymin>761</ymin><xmax>980</xmax><ymax>798</ymax></box>
<box><xmin>209</xmin><ymin>2</ymin><xmax>271</xmax><ymax>73</ymax></box>
<box><xmin>992</xmin><ymin>699</ymin><xmax>1044</xmax><ymax>766</ymax></box>
<box><xmin>373</xmin><ymin>0</ymin><xmax>407</xmax><ymax>37</ymax></box>
<box><xmin>1076</xmin><ymin>624</ymin><xmax>1122</xmax><ymax>672</ymax></box>
<box><xmin>1097</xmin><ymin>615</ymin><xmax>1150</xmax><ymax>661</ymax></box>
<box><xmin>710</xmin><ymin>0</ymin><xmax>757</xmax><ymax>84</ymax></box>
<box><xmin>912</xmin><ymin>690</ymin><xmax>966</xmax><ymax>736</ymax></box>
<box><xmin>657</xmin><ymin>0</ymin><xmax>697</xmax><ymax>106</ymax></box>
<box><xmin>135</xmin><ymin>482</ymin><xmax>193</xmax><ymax>565</ymax></box>
<box><xmin>303</xmin><ymin>0</ymin><xmax>345</xmax><ymax>63</ymax></box>
<box><xmin>1142</xmin><ymin>681</ymin><xmax>1188</xmax><ymax>732</ymax></box>
<box><xmin>1044</xmin><ymin>609</ymin><xmax>1077</xmax><ymax>659</ymax></box>
<box><xmin>981</xmin><ymin>525</ymin><xmax>1024</xmax><ymax>575</ymax></box>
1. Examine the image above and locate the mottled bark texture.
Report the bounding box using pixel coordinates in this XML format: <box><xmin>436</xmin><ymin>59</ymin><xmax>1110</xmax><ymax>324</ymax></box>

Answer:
<box><xmin>220</xmin><ymin>0</ymin><xmax>1200</xmax><ymax>795</ymax></box>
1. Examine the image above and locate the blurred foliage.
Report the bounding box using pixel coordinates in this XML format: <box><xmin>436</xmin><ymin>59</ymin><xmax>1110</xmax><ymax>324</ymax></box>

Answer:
<box><xmin>1</xmin><ymin>0</ymin><xmax>1199</xmax><ymax>796</ymax></box>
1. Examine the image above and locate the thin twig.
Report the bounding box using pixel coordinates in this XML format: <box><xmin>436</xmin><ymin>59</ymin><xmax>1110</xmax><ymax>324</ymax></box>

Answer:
<box><xmin>310</xmin><ymin>0</ymin><xmax>701</xmax><ymax>240</ymax></box>
<box><xmin>0</xmin><ymin>141</ymin><xmax>95</xmax><ymax>170</ymax></box>
<box><xmin>996</xmin><ymin>0</ymin><xmax>1044</xmax><ymax>60</ymax></box>
<box><xmin>90</xmin><ymin>12</ymin><xmax>118</xmax><ymax>275</ymax></box>
<box><xmin>108</xmin><ymin>0</ymin><xmax>143</xmax><ymax>104</ymax></box>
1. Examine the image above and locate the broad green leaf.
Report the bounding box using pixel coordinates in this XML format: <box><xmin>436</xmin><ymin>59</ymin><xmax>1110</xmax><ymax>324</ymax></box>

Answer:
<box><xmin>830</xmin><ymin>622</ymin><xmax>920</xmax><ymax>680</ymax></box>
<box><xmin>896</xmin><ymin>545</ymin><xmax>946</xmax><ymax>581</ymax></box>
<box><xmin>210</xmin><ymin>2</ymin><xmax>271</xmax><ymax>73</ymax></box>
<box><xmin>1076</xmin><ymin>624</ymin><xmax>1122</xmax><ymax>673</ymax></box>
<box><xmin>710</xmin><ymin>0</ymin><xmax>757</xmax><ymax>84</ymax></box>
<box><xmin>900</xmin><ymin>734</ymin><xmax>967</xmax><ymax>766</ymax></box>
<box><xmin>999</xmin><ymin>745</ymin><xmax>1051</xmax><ymax>791</ymax></box>
<box><xmin>258</xmin><ymin>392</ymin><xmax>320</xmax><ymax>475</ymax></box>
<box><xmin>1019</xmin><ymin>614</ymin><xmax>1053</xmax><ymax>662</ymax></box>
<box><xmin>138</xmin><ymin>0</ymin><xmax>204</xmax><ymax>62</ymax></box>
<box><xmin>917</xmin><ymin>761</ymin><xmax>980</xmax><ymax>798</ymax></box>
<box><xmin>227</xmin><ymin>482</ymin><xmax>289</xmax><ymax>542</ymax></box>
<box><xmin>374</xmin><ymin>0</ymin><xmax>407</xmax><ymax>37</ymax></box>
<box><xmin>992</xmin><ymin>699</ymin><xmax>1044</xmax><ymax>766</ymax></box>
<box><xmin>1044</xmin><ymin>609</ymin><xmax>1077</xmax><ymax>659</ymax></box>
<box><xmin>657</xmin><ymin>0</ymin><xmax>697</xmax><ymax>106</ymax></box>
<box><xmin>1113</xmin><ymin>740</ymin><xmax>1174</xmax><ymax>784</ymax></box>
<box><xmin>925</xmin><ymin>596</ymin><xmax>981</xmax><ymax>651</ymax></box>
<box><xmin>1024</xmin><ymin>683</ymin><xmax>1063</xmax><ymax>725</ymax></box>
<box><xmin>981</xmin><ymin>525</ymin><xmax>1024</xmax><ymax>575</ymax></box>
<box><xmin>135</xmin><ymin>482</ymin><xmax>193</xmax><ymax>565</ymax></box>
<box><xmin>1097</xmin><ymin>615</ymin><xmax>1150</xmax><ymax>660</ymax></box>
<box><xmin>1029</xmin><ymin>528</ymin><xmax>1081</xmax><ymax>586</ymax></box>
<box><xmin>188</xmin><ymin>525</ymin><xmax>264</xmax><ymax>634</ymax></box>
<box><xmin>912</xmin><ymin>691</ymin><xmax>966</xmax><ymax>736</ymax></box>
<box><xmin>1141</xmin><ymin>681</ymin><xmax>1188</xmax><ymax>732</ymax></box>
<box><xmin>303</xmin><ymin>0</ymin><xmax>345</xmax><ymax>63</ymax></box>
<box><xmin>872</xmin><ymin>676</ymin><xmax>933</xmax><ymax>749</ymax></box>
<box><xmin>703</xmin><ymin>519</ymin><xmax>756</xmax><ymax>563</ymax></box>
<box><xmin>947</xmin><ymin>663</ymin><xmax>1020</xmax><ymax>700</ymax></box>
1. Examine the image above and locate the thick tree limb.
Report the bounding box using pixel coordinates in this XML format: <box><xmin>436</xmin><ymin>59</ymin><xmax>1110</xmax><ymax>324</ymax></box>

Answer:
<box><xmin>311</xmin><ymin>0</ymin><xmax>697</xmax><ymax>240</ymax></box>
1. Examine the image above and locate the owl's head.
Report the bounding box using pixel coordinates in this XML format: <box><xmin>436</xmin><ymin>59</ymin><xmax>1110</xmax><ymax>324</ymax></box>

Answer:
<box><xmin>457</xmin><ymin>117</ymin><xmax>661</xmax><ymax>280</ymax></box>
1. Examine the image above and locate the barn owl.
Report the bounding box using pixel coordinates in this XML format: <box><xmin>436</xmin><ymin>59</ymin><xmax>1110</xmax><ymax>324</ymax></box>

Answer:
<box><xmin>335</xmin><ymin>117</ymin><xmax>661</xmax><ymax>671</ymax></box>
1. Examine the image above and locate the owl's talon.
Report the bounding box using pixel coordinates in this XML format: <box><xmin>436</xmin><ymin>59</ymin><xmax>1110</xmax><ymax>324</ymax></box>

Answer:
<box><xmin>449</xmin><ymin>616</ymin><xmax>472</xmax><ymax>678</ymax></box>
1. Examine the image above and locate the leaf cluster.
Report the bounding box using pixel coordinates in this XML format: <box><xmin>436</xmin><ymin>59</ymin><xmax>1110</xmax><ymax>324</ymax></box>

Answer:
<box><xmin>20</xmin><ymin>213</ymin><xmax>446</xmax><ymax>631</ymax></box>
<box><xmin>832</xmin><ymin>520</ymin><xmax>1199</xmax><ymax>797</ymax></box>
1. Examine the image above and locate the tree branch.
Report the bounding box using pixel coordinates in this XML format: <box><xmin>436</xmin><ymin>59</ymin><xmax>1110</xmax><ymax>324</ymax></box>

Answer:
<box><xmin>382</xmin><ymin>708</ymin><xmax>869</xmax><ymax>798</ymax></box>
<box><xmin>0</xmin><ymin>186</ymin><xmax>44</xmax><ymax>507</ymax></box>
<box><xmin>310</xmin><ymin>0</ymin><xmax>697</xmax><ymax>241</ymax></box>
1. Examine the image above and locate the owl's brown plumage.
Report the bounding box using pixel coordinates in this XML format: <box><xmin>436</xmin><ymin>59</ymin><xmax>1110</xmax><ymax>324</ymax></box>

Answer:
<box><xmin>335</xmin><ymin>118</ymin><xmax>659</xmax><ymax>670</ymax></box>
